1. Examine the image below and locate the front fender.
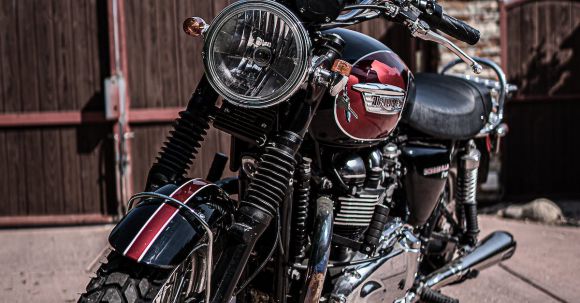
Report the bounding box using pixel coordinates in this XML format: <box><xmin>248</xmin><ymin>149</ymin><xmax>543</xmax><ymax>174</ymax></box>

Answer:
<box><xmin>108</xmin><ymin>179</ymin><xmax>236</xmax><ymax>268</ymax></box>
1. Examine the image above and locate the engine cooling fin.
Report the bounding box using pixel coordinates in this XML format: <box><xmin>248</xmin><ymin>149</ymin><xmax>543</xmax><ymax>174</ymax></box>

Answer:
<box><xmin>334</xmin><ymin>193</ymin><xmax>381</xmax><ymax>226</ymax></box>
<box><xmin>333</xmin><ymin>192</ymin><xmax>381</xmax><ymax>240</ymax></box>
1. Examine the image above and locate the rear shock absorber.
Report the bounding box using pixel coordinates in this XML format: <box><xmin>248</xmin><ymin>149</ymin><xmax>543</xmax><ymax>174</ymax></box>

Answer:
<box><xmin>145</xmin><ymin>76</ymin><xmax>218</xmax><ymax>190</ymax></box>
<box><xmin>457</xmin><ymin>140</ymin><xmax>481</xmax><ymax>246</ymax></box>
<box><xmin>292</xmin><ymin>157</ymin><xmax>312</xmax><ymax>262</ymax></box>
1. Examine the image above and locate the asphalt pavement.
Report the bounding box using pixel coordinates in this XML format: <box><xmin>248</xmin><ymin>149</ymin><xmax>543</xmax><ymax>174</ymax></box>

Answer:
<box><xmin>0</xmin><ymin>215</ymin><xmax>578</xmax><ymax>302</ymax></box>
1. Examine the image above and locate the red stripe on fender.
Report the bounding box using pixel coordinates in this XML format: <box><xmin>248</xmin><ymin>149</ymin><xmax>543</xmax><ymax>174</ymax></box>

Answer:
<box><xmin>124</xmin><ymin>179</ymin><xmax>210</xmax><ymax>261</ymax></box>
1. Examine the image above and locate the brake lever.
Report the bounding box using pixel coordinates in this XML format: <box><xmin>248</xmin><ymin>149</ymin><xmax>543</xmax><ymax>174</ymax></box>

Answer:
<box><xmin>406</xmin><ymin>19</ymin><xmax>483</xmax><ymax>74</ymax></box>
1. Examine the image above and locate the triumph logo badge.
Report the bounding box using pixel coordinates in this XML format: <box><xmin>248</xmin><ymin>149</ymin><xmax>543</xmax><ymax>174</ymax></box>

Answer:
<box><xmin>353</xmin><ymin>83</ymin><xmax>406</xmax><ymax>115</ymax></box>
<box><xmin>423</xmin><ymin>163</ymin><xmax>450</xmax><ymax>176</ymax></box>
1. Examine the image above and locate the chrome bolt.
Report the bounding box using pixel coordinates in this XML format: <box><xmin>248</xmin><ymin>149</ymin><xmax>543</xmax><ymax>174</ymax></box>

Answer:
<box><xmin>321</xmin><ymin>178</ymin><xmax>333</xmax><ymax>190</ymax></box>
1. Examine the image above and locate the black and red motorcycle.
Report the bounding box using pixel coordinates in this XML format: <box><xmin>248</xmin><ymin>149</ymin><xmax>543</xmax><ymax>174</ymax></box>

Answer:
<box><xmin>79</xmin><ymin>0</ymin><xmax>517</xmax><ymax>302</ymax></box>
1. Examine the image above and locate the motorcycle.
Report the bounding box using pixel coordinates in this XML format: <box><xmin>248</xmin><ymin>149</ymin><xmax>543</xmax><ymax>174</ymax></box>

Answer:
<box><xmin>79</xmin><ymin>0</ymin><xmax>518</xmax><ymax>302</ymax></box>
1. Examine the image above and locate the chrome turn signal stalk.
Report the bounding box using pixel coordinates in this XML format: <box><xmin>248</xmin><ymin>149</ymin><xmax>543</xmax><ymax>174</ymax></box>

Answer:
<box><xmin>314</xmin><ymin>59</ymin><xmax>352</xmax><ymax>97</ymax></box>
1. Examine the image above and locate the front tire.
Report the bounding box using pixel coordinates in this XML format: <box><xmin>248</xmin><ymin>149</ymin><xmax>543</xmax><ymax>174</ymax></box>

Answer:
<box><xmin>79</xmin><ymin>251</ymin><xmax>203</xmax><ymax>303</ymax></box>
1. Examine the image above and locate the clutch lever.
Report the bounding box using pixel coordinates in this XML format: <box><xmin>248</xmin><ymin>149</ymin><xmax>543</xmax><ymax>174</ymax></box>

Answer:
<box><xmin>406</xmin><ymin>19</ymin><xmax>483</xmax><ymax>74</ymax></box>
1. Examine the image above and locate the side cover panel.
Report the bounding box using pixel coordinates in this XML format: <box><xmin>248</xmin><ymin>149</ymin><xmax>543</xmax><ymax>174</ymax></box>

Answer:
<box><xmin>401</xmin><ymin>144</ymin><xmax>451</xmax><ymax>226</ymax></box>
<box><xmin>109</xmin><ymin>179</ymin><xmax>235</xmax><ymax>268</ymax></box>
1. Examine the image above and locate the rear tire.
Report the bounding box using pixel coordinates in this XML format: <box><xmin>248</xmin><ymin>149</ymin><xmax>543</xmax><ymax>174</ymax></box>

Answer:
<box><xmin>78</xmin><ymin>251</ymin><xmax>202</xmax><ymax>303</ymax></box>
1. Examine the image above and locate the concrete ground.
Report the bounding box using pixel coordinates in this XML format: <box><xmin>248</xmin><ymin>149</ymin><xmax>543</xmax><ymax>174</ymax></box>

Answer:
<box><xmin>0</xmin><ymin>225</ymin><xmax>112</xmax><ymax>303</ymax></box>
<box><xmin>443</xmin><ymin>216</ymin><xmax>580</xmax><ymax>302</ymax></box>
<box><xmin>0</xmin><ymin>216</ymin><xmax>578</xmax><ymax>302</ymax></box>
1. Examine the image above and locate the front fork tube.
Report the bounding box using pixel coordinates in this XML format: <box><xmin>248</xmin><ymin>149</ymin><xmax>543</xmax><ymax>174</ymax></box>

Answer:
<box><xmin>210</xmin><ymin>104</ymin><xmax>319</xmax><ymax>303</ymax></box>
<box><xmin>210</xmin><ymin>39</ymin><xmax>342</xmax><ymax>302</ymax></box>
<box><xmin>211</xmin><ymin>205</ymin><xmax>274</xmax><ymax>302</ymax></box>
<box><xmin>457</xmin><ymin>140</ymin><xmax>481</xmax><ymax>246</ymax></box>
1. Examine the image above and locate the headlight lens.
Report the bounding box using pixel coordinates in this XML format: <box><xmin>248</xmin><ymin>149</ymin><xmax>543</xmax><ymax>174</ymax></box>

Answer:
<box><xmin>203</xmin><ymin>0</ymin><xmax>311</xmax><ymax>108</ymax></box>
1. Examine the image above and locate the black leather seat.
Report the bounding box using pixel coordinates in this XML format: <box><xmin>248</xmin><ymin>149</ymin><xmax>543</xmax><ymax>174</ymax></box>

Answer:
<box><xmin>403</xmin><ymin>73</ymin><xmax>493</xmax><ymax>140</ymax></box>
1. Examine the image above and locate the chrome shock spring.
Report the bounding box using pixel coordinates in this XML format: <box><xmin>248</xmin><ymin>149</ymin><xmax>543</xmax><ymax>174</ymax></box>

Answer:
<box><xmin>457</xmin><ymin>140</ymin><xmax>481</xmax><ymax>245</ymax></box>
<box><xmin>292</xmin><ymin>157</ymin><xmax>312</xmax><ymax>262</ymax></box>
<box><xmin>457</xmin><ymin>166</ymin><xmax>478</xmax><ymax>205</ymax></box>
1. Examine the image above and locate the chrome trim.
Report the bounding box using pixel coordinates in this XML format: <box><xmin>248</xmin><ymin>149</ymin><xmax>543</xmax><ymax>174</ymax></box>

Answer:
<box><xmin>352</xmin><ymin>83</ymin><xmax>405</xmax><ymax>95</ymax></box>
<box><xmin>336</xmin><ymin>0</ymin><xmax>376</xmax><ymax>22</ymax></box>
<box><xmin>292</xmin><ymin>255</ymin><xmax>387</xmax><ymax>270</ymax></box>
<box><xmin>339</xmin><ymin>174</ymin><xmax>367</xmax><ymax>180</ymax></box>
<box><xmin>128</xmin><ymin>192</ymin><xmax>215</xmax><ymax>303</ymax></box>
<box><xmin>314</xmin><ymin>66</ymin><xmax>333</xmax><ymax>88</ymax></box>
<box><xmin>302</xmin><ymin>196</ymin><xmax>334</xmax><ymax>303</ymax></box>
<box><xmin>331</xmin><ymin>75</ymin><xmax>351</xmax><ymax>97</ymax></box>
<box><xmin>441</xmin><ymin>57</ymin><xmax>518</xmax><ymax>136</ymax></box>
<box><xmin>330</xmin><ymin>220</ymin><xmax>421</xmax><ymax>303</ymax></box>
<box><xmin>339</xmin><ymin>197</ymin><xmax>380</xmax><ymax>202</ymax></box>
<box><xmin>495</xmin><ymin>123</ymin><xmax>508</xmax><ymax>137</ymax></box>
<box><xmin>332</xmin><ymin>50</ymin><xmax>411</xmax><ymax>143</ymax></box>
<box><xmin>422</xmin><ymin>231</ymin><xmax>516</xmax><ymax>289</ymax></box>
<box><xmin>241</xmin><ymin>156</ymin><xmax>258</xmax><ymax>179</ymax></box>
<box><xmin>408</xmin><ymin>20</ymin><xmax>482</xmax><ymax>74</ymax></box>
<box><xmin>353</xmin><ymin>83</ymin><xmax>406</xmax><ymax>115</ymax></box>
<box><xmin>153</xmin><ymin>243</ymin><xmax>208</xmax><ymax>302</ymax></box>
<box><xmin>203</xmin><ymin>0</ymin><xmax>312</xmax><ymax>108</ymax></box>
<box><xmin>334</xmin><ymin>185</ymin><xmax>381</xmax><ymax>226</ymax></box>
<box><xmin>397</xmin><ymin>232</ymin><xmax>516</xmax><ymax>303</ymax></box>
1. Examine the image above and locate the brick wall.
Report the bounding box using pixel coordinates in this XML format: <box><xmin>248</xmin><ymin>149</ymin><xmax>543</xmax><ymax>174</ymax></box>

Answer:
<box><xmin>438</xmin><ymin>0</ymin><xmax>501</xmax><ymax>71</ymax></box>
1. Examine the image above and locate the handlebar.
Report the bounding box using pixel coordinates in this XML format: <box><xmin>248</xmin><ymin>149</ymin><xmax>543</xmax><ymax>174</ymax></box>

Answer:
<box><xmin>328</xmin><ymin>0</ymin><xmax>484</xmax><ymax>73</ymax></box>
<box><xmin>422</xmin><ymin>10</ymin><xmax>480</xmax><ymax>45</ymax></box>
<box><xmin>333</xmin><ymin>1</ymin><xmax>481</xmax><ymax>46</ymax></box>
<box><xmin>412</xmin><ymin>0</ymin><xmax>480</xmax><ymax>45</ymax></box>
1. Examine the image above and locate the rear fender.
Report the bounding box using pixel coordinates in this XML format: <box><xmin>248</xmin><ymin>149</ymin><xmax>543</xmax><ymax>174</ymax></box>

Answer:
<box><xmin>108</xmin><ymin>179</ymin><xmax>236</xmax><ymax>268</ymax></box>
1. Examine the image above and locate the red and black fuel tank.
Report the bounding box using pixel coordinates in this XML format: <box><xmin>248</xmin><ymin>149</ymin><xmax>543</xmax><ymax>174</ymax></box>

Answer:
<box><xmin>310</xmin><ymin>28</ymin><xmax>413</xmax><ymax>147</ymax></box>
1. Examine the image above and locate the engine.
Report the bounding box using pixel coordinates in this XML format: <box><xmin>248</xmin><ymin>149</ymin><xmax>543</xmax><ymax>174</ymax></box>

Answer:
<box><xmin>323</xmin><ymin>144</ymin><xmax>424</xmax><ymax>302</ymax></box>
<box><xmin>329</xmin><ymin>143</ymin><xmax>402</xmax><ymax>254</ymax></box>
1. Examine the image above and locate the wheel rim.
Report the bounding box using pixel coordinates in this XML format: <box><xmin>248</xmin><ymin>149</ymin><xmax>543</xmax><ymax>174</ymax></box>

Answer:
<box><xmin>153</xmin><ymin>252</ymin><xmax>206</xmax><ymax>303</ymax></box>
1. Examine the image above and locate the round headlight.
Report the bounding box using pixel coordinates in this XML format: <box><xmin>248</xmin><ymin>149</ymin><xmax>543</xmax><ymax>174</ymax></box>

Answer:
<box><xmin>203</xmin><ymin>0</ymin><xmax>311</xmax><ymax>108</ymax></box>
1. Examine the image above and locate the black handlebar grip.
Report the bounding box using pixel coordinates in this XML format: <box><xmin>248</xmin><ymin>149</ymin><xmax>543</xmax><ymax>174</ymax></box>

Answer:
<box><xmin>423</xmin><ymin>12</ymin><xmax>481</xmax><ymax>45</ymax></box>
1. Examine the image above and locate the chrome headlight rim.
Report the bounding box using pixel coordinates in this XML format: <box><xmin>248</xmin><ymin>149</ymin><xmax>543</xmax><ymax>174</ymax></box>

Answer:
<box><xmin>203</xmin><ymin>0</ymin><xmax>312</xmax><ymax>109</ymax></box>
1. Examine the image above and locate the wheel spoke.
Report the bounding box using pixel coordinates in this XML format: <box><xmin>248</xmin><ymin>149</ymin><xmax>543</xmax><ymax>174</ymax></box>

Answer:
<box><xmin>154</xmin><ymin>256</ymin><xmax>198</xmax><ymax>303</ymax></box>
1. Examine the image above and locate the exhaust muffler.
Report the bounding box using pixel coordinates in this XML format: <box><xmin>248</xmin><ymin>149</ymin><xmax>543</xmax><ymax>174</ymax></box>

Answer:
<box><xmin>422</xmin><ymin>231</ymin><xmax>516</xmax><ymax>290</ymax></box>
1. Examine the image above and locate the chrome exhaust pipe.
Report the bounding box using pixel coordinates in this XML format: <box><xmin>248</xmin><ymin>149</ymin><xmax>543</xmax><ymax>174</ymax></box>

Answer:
<box><xmin>423</xmin><ymin>231</ymin><xmax>516</xmax><ymax>289</ymax></box>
